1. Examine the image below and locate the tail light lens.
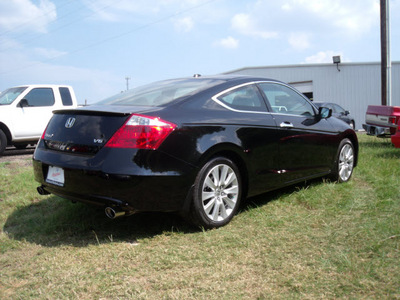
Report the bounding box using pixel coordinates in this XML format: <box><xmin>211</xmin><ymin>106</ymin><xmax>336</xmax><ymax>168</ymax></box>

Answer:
<box><xmin>40</xmin><ymin>125</ymin><xmax>49</xmax><ymax>140</ymax></box>
<box><xmin>105</xmin><ymin>114</ymin><xmax>176</xmax><ymax>150</ymax></box>
<box><xmin>41</xmin><ymin>130</ymin><xmax>46</xmax><ymax>140</ymax></box>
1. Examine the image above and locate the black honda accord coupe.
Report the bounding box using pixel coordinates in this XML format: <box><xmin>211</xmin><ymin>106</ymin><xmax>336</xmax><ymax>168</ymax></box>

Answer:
<box><xmin>33</xmin><ymin>75</ymin><xmax>358</xmax><ymax>228</ymax></box>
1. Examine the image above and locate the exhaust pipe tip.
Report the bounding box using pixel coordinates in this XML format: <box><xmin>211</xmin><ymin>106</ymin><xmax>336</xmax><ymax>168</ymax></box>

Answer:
<box><xmin>105</xmin><ymin>207</ymin><xmax>126</xmax><ymax>219</ymax></box>
<box><xmin>37</xmin><ymin>186</ymin><xmax>50</xmax><ymax>195</ymax></box>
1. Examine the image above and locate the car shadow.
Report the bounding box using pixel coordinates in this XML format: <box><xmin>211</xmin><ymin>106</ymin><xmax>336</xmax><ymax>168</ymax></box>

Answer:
<box><xmin>3</xmin><ymin>196</ymin><xmax>196</xmax><ymax>248</ymax></box>
<box><xmin>360</xmin><ymin>139</ymin><xmax>400</xmax><ymax>159</ymax></box>
<box><xmin>361</xmin><ymin>140</ymin><xmax>393</xmax><ymax>148</ymax></box>
<box><xmin>376</xmin><ymin>150</ymin><xmax>400</xmax><ymax>159</ymax></box>
<box><xmin>241</xmin><ymin>178</ymin><xmax>324</xmax><ymax>212</ymax></box>
<box><xmin>4</xmin><ymin>179</ymin><xmax>325</xmax><ymax>248</ymax></box>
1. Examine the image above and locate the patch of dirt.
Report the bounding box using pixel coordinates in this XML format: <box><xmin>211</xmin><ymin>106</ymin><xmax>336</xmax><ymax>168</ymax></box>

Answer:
<box><xmin>0</xmin><ymin>147</ymin><xmax>35</xmax><ymax>168</ymax></box>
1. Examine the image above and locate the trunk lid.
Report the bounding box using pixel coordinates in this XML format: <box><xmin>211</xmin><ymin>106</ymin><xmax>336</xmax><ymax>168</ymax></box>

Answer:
<box><xmin>42</xmin><ymin>106</ymin><xmax>155</xmax><ymax>155</ymax></box>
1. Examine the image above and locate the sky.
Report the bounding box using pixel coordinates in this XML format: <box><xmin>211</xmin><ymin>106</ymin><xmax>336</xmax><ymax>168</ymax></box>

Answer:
<box><xmin>0</xmin><ymin>0</ymin><xmax>399</xmax><ymax>104</ymax></box>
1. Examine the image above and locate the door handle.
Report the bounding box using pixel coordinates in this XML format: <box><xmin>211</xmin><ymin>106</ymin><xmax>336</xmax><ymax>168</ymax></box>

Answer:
<box><xmin>280</xmin><ymin>122</ymin><xmax>294</xmax><ymax>128</ymax></box>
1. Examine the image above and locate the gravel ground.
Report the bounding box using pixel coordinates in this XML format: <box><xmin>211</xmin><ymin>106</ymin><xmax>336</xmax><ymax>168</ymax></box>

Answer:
<box><xmin>0</xmin><ymin>147</ymin><xmax>35</xmax><ymax>163</ymax></box>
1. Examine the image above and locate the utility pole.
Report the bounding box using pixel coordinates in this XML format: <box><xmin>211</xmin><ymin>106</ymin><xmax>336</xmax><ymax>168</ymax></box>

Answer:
<box><xmin>125</xmin><ymin>76</ymin><xmax>131</xmax><ymax>91</ymax></box>
<box><xmin>380</xmin><ymin>0</ymin><xmax>391</xmax><ymax>106</ymax></box>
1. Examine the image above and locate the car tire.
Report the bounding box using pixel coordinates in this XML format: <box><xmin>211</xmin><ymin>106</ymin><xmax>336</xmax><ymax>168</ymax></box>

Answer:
<box><xmin>330</xmin><ymin>138</ymin><xmax>355</xmax><ymax>183</ymax></box>
<box><xmin>190</xmin><ymin>157</ymin><xmax>242</xmax><ymax>229</ymax></box>
<box><xmin>0</xmin><ymin>130</ymin><xmax>7</xmax><ymax>156</ymax></box>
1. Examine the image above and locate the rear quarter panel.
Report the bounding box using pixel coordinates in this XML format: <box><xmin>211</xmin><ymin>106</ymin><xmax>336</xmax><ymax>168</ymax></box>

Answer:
<box><xmin>157</xmin><ymin>106</ymin><xmax>282</xmax><ymax>196</ymax></box>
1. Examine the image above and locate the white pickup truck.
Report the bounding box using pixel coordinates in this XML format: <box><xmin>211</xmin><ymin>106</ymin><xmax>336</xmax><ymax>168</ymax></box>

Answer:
<box><xmin>0</xmin><ymin>84</ymin><xmax>78</xmax><ymax>156</ymax></box>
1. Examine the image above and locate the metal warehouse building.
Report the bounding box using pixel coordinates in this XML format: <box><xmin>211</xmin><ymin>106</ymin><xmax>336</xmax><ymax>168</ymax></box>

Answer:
<box><xmin>224</xmin><ymin>61</ymin><xmax>400</xmax><ymax>130</ymax></box>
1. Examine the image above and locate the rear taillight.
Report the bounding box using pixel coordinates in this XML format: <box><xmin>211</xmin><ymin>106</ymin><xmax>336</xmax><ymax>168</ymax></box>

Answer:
<box><xmin>40</xmin><ymin>125</ymin><xmax>49</xmax><ymax>140</ymax></box>
<box><xmin>105</xmin><ymin>114</ymin><xmax>176</xmax><ymax>150</ymax></box>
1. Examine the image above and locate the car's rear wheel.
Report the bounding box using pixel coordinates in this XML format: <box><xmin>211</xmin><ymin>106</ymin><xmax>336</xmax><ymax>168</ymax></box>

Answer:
<box><xmin>330</xmin><ymin>138</ymin><xmax>355</xmax><ymax>183</ymax></box>
<box><xmin>190</xmin><ymin>157</ymin><xmax>242</xmax><ymax>229</ymax></box>
<box><xmin>0</xmin><ymin>130</ymin><xmax>7</xmax><ymax>156</ymax></box>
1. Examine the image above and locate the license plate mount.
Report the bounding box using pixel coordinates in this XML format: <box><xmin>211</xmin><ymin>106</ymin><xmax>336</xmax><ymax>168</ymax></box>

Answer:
<box><xmin>46</xmin><ymin>166</ymin><xmax>65</xmax><ymax>187</ymax></box>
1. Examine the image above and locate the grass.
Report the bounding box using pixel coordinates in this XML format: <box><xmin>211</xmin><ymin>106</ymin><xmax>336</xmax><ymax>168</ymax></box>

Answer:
<box><xmin>0</xmin><ymin>134</ymin><xmax>399</xmax><ymax>299</ymax></box>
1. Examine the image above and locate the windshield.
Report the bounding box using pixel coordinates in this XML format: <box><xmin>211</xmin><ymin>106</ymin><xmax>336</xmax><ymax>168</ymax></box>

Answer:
<box><xmin>96</xmin><ymin>78</ymin><xmax>223</xmax><ymax>107</ymax></box>
<box><xmin>0</xmin><ymin>87</ymin><xmax>27</xmax><ymax>105</ymax></box>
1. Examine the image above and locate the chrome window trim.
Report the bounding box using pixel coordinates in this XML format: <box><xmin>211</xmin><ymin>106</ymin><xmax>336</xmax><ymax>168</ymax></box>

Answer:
<box><xmin>211</xmin><ymin>81</ymin><xmax>271</xmax><ymax>115</ymax></box>
<box><xmin>211</xmin><ymin>80</ymin><xmax>317</xmax><ymax>117</ymax></box>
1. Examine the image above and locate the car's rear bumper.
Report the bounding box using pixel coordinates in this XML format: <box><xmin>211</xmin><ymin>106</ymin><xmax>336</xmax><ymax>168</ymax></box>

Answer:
<box><xmin>33</xmin><ymin>147</ymin><xmax>197</xmax><ymax>212</ymax></box>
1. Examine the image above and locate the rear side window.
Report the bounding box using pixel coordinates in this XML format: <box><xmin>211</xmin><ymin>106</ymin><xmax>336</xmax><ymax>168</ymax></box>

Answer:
<box><xmin>24</xmin><ymin>88</ymin><xmax>55</xmax><ymax>107</ymax></box>
<box><xmin>258</xmin><ymin>83</ymin><xmax>315</xmax><ymax>117</ymax></box>
<box><xmin>59</xmin><ymin>87</ymin><xmax>73</xmax><ymax>106</ymax></box>
<box><xmin>215</xmin><ymin>85</ymin><xmax>267</xmax><ymax>112</ymax></box>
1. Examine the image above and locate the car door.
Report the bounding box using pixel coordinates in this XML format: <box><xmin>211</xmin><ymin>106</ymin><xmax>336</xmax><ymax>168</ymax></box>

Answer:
<box><xmin>257</xmin><ymin>82</ymin><xmax>337</xmax><ymax>184</ymax></box>
<box><xmin>13</xmin><ymin>88</ymin><xmax>56</xmax><ymax>139</ymax></box>
<box><xmin>212</xmin><ymin>83</ymin><xmax>281</xmax><ymax>195</ymax></box>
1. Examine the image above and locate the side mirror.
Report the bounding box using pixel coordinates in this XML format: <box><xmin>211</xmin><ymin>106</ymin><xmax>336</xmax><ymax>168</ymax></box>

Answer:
<box><xmin>344</xmin><ymin>110</ymin><xmax>350</xmax><ymax>115</ymax></box>
<box><xmin>319</xmin><ymin>107</ymin><xmax>332</xmax><ymax>119</ymax></box>
<box><xmin>18</xmin><ymin>99</ymin><xmax>29</xmax><ymax>108</ymax></box>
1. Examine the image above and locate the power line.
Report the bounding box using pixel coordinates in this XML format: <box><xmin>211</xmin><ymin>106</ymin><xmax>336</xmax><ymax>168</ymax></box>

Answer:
<box><xmin>60</xmin><ymin>0</ymin><xmax>219</xmax><ymax>55</ymax></box>
<box><xmin>0</xmin><ymin>0</ymin><xmax>74</xmax><ymax>36</ymax></box>
<box><xmin>0</xmin><ymin>0</ymin><xmax>219</xmax><ymax>76</ymax></box>
<box><xmin>0</xmin><ymin>0</ymin><xmax>125</xmax><ymax>53</ymax></box>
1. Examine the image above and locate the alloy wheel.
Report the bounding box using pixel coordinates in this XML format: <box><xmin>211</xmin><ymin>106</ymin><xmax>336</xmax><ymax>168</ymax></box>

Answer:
<box><xmin>338</xmin><ymin>143</ymin><xmax>354</xmax><ymax>182</ymax></box>
<box><xmin>201</xmin><ymin>163</ymin><xmax>239</xmax><ymax>222</ymax></box>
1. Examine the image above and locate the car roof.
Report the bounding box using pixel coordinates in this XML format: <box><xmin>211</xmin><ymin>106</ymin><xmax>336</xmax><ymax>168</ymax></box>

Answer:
<box><xmin>313</xmin><ymin>102</ymin><xmax>349</xmax><ymax>111</ymax></box>
<box><xmin>313</xmin><ymin>102</ymin><xmax>333</xmax><ymax>107</ymax></box>
<box><xmin>183</xmin><ymin>74</ymin><xmax>281</xmax><ymax>95</ymax></box>
<box><xmin>168</xmin><ymin>75</ymin><xmax>287</xmax><ymax>94</ymax></box>
<box><xmin>170</xmin><ymin>74</ymin><xmax>281</xmax><ymax>84</ymax></box>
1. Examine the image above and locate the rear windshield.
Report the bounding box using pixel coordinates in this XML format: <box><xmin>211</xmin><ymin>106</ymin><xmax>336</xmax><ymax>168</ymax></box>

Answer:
<box><xmin>97</xmin><ymin>78</ymin><xmax>223</xmax><ymax>107</ymax></box>
<box><xmin>0</xmin><ymin>87</ymin><xmax>27</xmax><ymax>105</ymax></box>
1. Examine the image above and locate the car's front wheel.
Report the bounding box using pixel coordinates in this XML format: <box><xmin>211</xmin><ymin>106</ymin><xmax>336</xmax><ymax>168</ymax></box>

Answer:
<box><xmin>330</xmin><ymin>138</ymin><xmax>355</xmax><ymax>183</ymax></box>
<box><xmin>190</xmin><ymin>157</ymin><xmax>242</xmax><ymax>229</ymax></box>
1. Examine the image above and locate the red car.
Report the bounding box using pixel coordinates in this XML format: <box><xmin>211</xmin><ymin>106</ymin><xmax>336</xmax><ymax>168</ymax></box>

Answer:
<box><xmin>392</xmin><ymin>119</ymin><xmax>400</xmax><ymax>148</ymax></box>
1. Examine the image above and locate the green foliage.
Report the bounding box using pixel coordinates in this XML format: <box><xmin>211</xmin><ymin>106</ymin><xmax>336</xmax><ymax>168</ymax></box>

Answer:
<box><xmin>0</xmin><ymin>134</ymin><xmax>399</xmax><ymax>299</ymax></box>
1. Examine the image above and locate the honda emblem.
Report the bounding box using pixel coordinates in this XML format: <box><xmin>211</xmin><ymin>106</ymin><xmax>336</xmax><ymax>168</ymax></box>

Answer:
<box><xmin>65</xmin><ymin>117</ymin><xmax>76</xmax><ymax>128</ymax></box>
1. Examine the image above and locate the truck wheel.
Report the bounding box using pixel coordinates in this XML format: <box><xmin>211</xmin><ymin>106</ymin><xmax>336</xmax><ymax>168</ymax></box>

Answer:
<box><xmin>0</xmin><ymin>130</ymin><xmax>7</xmax><ymax>156</ymax></box>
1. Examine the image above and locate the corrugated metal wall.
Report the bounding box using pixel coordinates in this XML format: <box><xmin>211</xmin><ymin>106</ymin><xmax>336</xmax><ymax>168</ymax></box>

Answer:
<box><xmin>224</xmin><ymin>62</ymin><xmax>400</xmax><ymax>130</ymax></box>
